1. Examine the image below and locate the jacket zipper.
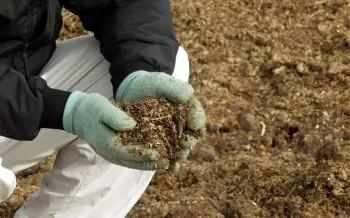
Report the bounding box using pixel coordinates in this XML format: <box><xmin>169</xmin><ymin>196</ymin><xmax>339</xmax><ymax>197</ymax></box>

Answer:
<box><xmin>22</xmin><ymin>1</ymin><xmax>33</xmax><ymax>77</ymax></box>
<box><xmin>22</xmin><ymin>0</ymin><xmax>58</xmax><ymax>77</ymax></box>
<box><xmin>29</xmin><ymin>0</ymin><xmax>52</xmax><ymax>49</ymax></box>
<box><xmin>22</xmin><ymin>43</ymin><xmax>29</xmax><ymax>77</ymax></box>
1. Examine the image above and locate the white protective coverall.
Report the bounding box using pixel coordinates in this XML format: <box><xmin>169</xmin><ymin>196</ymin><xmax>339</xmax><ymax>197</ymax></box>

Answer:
<box><xmin>0</xmin><ymin>35</ymin><xmax>189</xmax><ymax>218</ymax></box>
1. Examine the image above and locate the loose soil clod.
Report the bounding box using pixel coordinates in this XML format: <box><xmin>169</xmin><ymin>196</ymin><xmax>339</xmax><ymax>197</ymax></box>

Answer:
<box><xmin>117</xmin><ymin>98</ymin><xmax>198</xmax><ymax>160</ymax></box>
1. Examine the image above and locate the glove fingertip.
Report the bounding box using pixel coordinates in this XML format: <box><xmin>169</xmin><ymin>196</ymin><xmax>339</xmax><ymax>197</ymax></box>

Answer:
<box><xmin>187</xmin><ymin>98</ymin><xmax>206</xmax><ymax>130</ymax></box>
<box><xmin>180</xmin><ymin>135</ymin><xmax>198</xmax><ymax>150</ymax></box>
<box><xmin>169</xmin><ymin>162</ymin><xmax>181</xmax><ymax>172</ymax></box>
<box><xmin>117</xmin><ymin>117</ymin><xmax>137</xmax><ymax>131</ymax></box>
<box><xmin>156</xmin><ymin>158</ymin><xmax>170</xmax><ymax>170</ymax></box>
<box><xmin>188</xmin><ymin>115</ymin><xmax>206</xmax><ymax>131</ymax></box>
<box><xmin>103</xmin><ymin>105</ymin><xmax>137</xmax><ymax>131</ymax></box>
<box><xmin>124</xmin><ymin>145</ymin><xmax>162</xmax><ymax>162</ymax></box>
<box><xmin>158</xmin><ymin>73</ymin><xmax>194</xmax><ymax>103</ymax></box>
<box><xmin>148</xmin><ymin>150</ymin><xmax>162</xmax><ymax>161</ymax></box>
<box><xmin>176</xmin><ymin>84</ymin><xmax>194</xmax><ymax>103</ymax></box>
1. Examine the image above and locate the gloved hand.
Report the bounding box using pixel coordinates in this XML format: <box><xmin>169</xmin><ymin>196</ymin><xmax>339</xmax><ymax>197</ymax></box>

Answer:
<box><xmin>0</xmin><ymin>158</ymin><xmax>16</xmax><ymax>202</ymax></box>
<box><xmin>63</xmin><ymin>91</ymin><xmax>169</xmax><ymax>170</ymax></box>
<box><xmin>115</xmin><ymin>71</ymin><xmax>206</xmax><ymax>170</ymax></box>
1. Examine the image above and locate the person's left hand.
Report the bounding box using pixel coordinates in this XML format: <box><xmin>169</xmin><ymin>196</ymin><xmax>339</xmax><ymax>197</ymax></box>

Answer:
<box><xmin>115</xmin><ymin>71</ymin><xmax>206</xmax><ymax>170</ymax></box>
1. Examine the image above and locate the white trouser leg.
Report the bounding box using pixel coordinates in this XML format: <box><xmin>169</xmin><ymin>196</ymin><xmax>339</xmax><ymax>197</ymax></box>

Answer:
<box><xmin>0</xmin><ymin>35</ymin><xmax>189</xmax><ymax>218</ymax></box>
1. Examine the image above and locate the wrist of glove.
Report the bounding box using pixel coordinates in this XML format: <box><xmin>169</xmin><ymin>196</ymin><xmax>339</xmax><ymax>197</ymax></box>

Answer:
<box><xmin>115</xmin><ymin>71</ymin><xmax>206</xmax><ymax>170</ymax></box>
<box><xmin>63</xmin><ymin>91</ymin><xmax>169</xmax><ymax>170</ymax></box>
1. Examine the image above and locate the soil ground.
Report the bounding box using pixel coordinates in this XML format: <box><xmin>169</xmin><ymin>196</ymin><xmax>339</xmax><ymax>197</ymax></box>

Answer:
<box><xmin>1</xmin><ymin>0</ymin><xmax>349</xmax><ymax>217</ymax></box>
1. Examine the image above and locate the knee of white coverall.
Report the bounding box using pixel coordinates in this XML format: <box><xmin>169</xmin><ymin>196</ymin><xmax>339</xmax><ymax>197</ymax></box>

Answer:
<box><xmin>173</xmin><ymin>46</ymin><xmax>190</xmax><ymax>82</ymax></box>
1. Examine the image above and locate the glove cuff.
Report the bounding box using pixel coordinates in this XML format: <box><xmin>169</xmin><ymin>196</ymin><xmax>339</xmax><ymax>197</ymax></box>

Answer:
<box><xmin>62</xmin><ymin>91</ymin><xmax>87</xmax><ymax>134</ymax></box>
<box><xmin>115</xmin><ymin>70</ymin><xmax>150</xmax><ymax>102</ymax></box>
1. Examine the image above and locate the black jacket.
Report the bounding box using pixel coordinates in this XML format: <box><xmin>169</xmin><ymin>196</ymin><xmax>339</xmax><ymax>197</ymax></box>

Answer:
<box><xmin>0</xmin><ymin>0</ymin><xmax>179</xmax><ymax>140</ymax></box>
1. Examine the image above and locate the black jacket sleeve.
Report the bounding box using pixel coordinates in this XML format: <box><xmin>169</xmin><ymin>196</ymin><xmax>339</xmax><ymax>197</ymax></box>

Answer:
<box><xmin>0</xmin><ymin>64</ymin><xmax>70</xmax><ymax>140</ymax></box>
<box><xmin>62</xmin><ymin>0</ymin><xmax>180</xmax><ymax>94</ymax></box>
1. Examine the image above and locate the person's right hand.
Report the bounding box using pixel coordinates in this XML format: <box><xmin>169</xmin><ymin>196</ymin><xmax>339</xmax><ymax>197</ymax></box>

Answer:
<box><xmin>63</xmin><ymin>91</ymin><xmax>169</xmax><ymax>170</ymax></box>
<box><xmin>115</xmin><ymin>71</ymin><xmax>206</xmax><ymax>170</ymax></box>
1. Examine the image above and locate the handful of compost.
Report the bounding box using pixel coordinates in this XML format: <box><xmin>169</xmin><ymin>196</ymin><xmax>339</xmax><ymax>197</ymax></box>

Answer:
<box><xmin>116</xmin><ymin>98</ymin><xmax>202</xmax><ymax>171</ymax></box>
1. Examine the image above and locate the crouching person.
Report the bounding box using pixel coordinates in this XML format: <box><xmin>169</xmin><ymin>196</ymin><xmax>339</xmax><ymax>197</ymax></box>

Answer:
<box><xmin>0</xmin><ymin>0</ymin><xmax>205</xmax><ymax>217</ymax></box>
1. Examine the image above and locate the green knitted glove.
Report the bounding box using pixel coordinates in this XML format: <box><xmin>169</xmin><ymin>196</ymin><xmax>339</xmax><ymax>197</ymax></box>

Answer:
<box><xmin>115</xmin><ymin>71</ymin><xmax>206</xmax><ymax>170</ymax></box>
<box><xmin>63</xmin><ymin>91</ymin><xmax>169</xmax><ymax>170</ymax></box>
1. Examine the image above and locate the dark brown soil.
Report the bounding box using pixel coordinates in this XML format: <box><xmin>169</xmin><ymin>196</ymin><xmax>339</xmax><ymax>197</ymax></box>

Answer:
<box><xmin>1</xmin><ymin>1</ymin><xmax>350</xmax><ymax>217</ymax></box>
<box><xmin>117</xmin><ymin>98</ymin><xmax>192</xmax><ymax>161</ymax></box>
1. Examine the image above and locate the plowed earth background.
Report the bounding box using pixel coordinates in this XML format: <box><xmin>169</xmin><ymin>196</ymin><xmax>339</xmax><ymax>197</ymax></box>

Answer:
<box><xmin>1</xmin><ymin>0</ymin><xmax>349</xmax><ymax>217</ymax></box>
